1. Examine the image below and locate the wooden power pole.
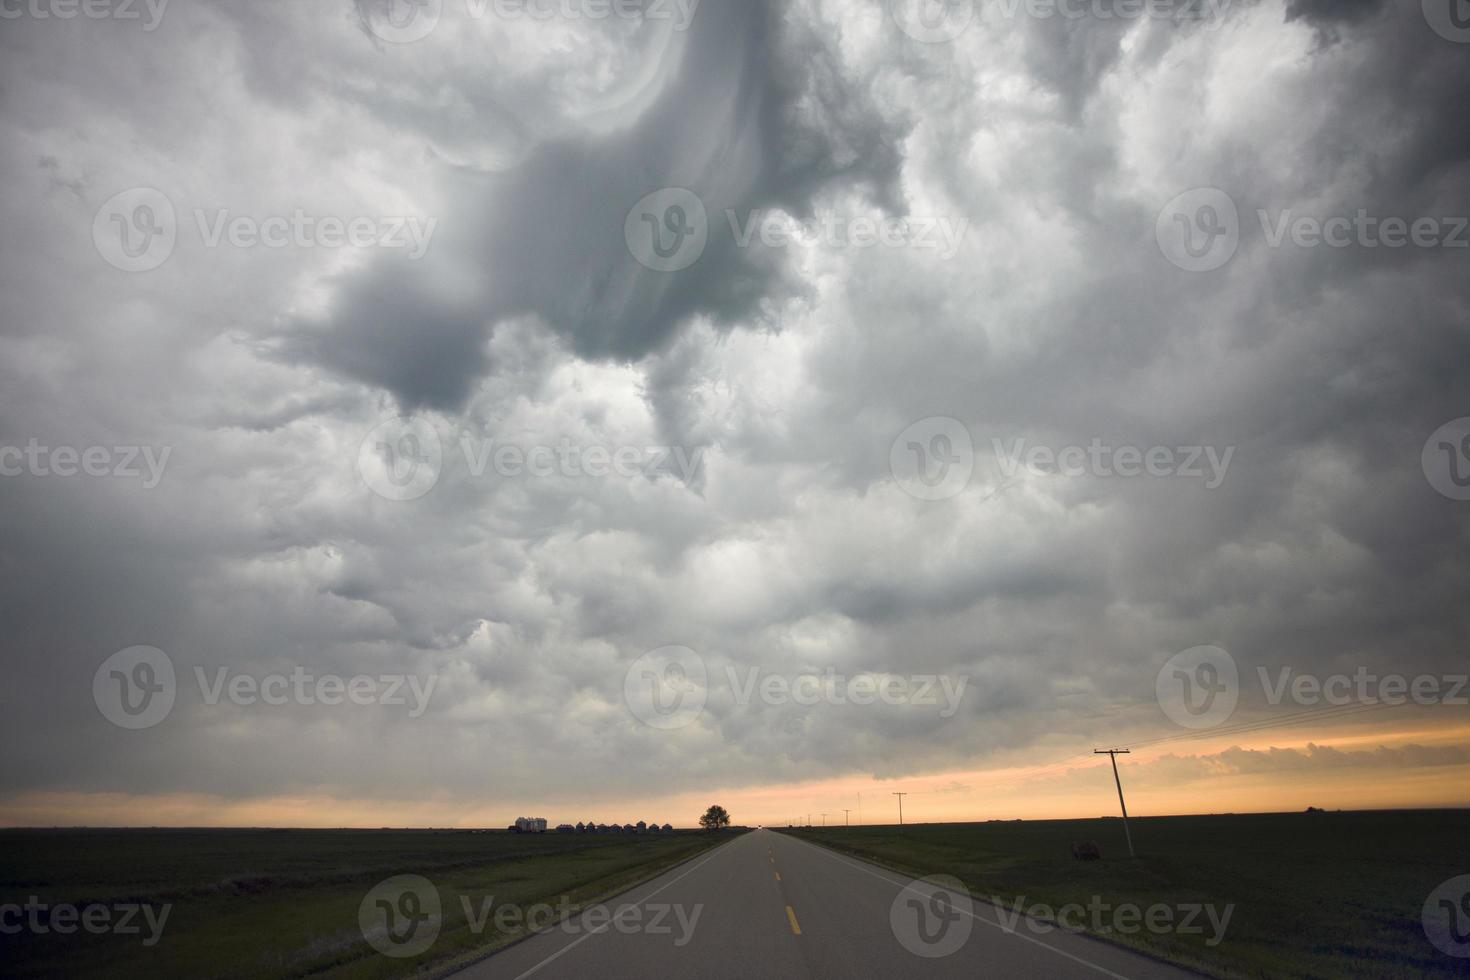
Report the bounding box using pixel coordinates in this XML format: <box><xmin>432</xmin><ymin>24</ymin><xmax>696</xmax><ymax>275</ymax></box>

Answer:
<box><xmin>1094</xmin><ymin>749</ymin><xmax>1135</xmax><ymax>857</ymax></box>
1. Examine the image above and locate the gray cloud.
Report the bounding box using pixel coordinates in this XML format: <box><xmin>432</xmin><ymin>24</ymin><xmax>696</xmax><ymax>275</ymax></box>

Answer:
<box><xmin>1</xmin><ymin>0</ymin><xmax>1468</xmax><ymax>818</ymax></box>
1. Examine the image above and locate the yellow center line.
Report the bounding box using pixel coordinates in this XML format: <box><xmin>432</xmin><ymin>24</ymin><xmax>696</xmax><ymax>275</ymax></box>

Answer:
<box><xmin>786</xmin><ymin>905</ymin><xmax>802</xmax><ymax>934</ymax></box>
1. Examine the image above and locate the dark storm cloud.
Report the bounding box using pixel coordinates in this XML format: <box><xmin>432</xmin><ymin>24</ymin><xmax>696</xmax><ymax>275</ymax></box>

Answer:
<box><xmin>1</xmin><ymin>0</ymin><xmax>1469</xmax><ymax>817</ymax></box>
<box><xmin>280</xmin><ymin>0</ymin><xmax>903</xmax><ymax>411</ymax></box>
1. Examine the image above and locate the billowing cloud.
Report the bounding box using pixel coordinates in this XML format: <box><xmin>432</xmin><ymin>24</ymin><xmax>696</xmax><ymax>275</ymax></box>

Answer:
<box><xmin>1</xmin><ymin>0</ymin><xmax>1468</xmax><ymax>824</ymax></box>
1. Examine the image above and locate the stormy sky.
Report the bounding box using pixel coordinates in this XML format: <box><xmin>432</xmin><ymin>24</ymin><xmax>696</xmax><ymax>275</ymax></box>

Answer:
<box><xmin>1</xmin><ymin>0</ymin><xmax>1468</xmax><ymax>827</ymax></box>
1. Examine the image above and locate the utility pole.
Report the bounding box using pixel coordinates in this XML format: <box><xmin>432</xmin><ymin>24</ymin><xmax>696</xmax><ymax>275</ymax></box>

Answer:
<box><xmin>892</xmin><ymin>792</ymin><xmax>907</xmax><ymax>831</ymax></box>
<box><xmin>819</xmin><ymin>812</ymin><xmax>828</xmax><ymax>827</ymax></box>
<box><xmin>842</xmin><ymin>809</ymin><xmax>851</xmax><ymax>827</ymax></box>
<box><xmin>1094</xmin><ymin>749</ymin><xmax>1135</xmax><ymax>858</ymax></box>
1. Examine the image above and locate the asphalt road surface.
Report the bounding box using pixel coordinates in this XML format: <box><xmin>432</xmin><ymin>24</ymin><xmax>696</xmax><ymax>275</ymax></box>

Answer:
<box><xmin>451</xmin><ymin>828</ymin><xmax>1197</xmax><ymax>980</ymax></box>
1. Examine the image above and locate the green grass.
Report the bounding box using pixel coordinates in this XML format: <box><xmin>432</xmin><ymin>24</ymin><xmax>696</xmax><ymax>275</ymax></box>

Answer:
<box><xmin>780</xmin><ymin>809</ymin><xmax>1469</xmax><ymax>979</ymax></box>
<box><xmin>0</xmin><ymin>827</ymin><xmax>738</xmax><ymax>979</ymax></box>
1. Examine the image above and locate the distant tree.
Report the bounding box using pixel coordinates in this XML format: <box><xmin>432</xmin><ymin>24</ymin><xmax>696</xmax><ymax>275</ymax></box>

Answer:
<box><xmin>699</xmin><ymin>805</ymin><xmax>731</xmax><ymax>831</ymax></box>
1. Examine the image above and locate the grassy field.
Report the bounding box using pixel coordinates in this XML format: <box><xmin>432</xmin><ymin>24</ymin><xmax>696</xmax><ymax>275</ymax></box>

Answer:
<box><xmin>782</xmin><ymin>809</ymin><xmax>1469</xmax><ymax>979</ymax></box>
<box><xmin>0</xmin><ymin>827</ymin><xmax>737</xmax><ymax>979</ymax></box>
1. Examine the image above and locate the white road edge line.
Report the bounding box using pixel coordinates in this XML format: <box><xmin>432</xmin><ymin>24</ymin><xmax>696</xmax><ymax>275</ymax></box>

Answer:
<box><xmin>510</xmin><ymin>837</ymin><xmax>740</xmax><ymax>980</ymax></box>
<box><xmin>782</xmin><ymin>834</ymin><xmax>1135</xmax><ymax>980</ymax></box>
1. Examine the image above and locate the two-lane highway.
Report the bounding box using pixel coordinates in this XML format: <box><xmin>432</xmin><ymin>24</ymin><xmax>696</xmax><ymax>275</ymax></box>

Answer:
<box><xmin>452</xmin><ymin>829</ymin><xmax>1197</xmax><ymax>979</ymax></box>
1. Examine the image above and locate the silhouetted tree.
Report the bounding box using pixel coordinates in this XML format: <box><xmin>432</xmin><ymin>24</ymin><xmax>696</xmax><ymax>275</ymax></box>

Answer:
<box><xmin>699</xmin><ymin>805</ymin><xmax>731</xmax><ymax>831</ymax></box>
